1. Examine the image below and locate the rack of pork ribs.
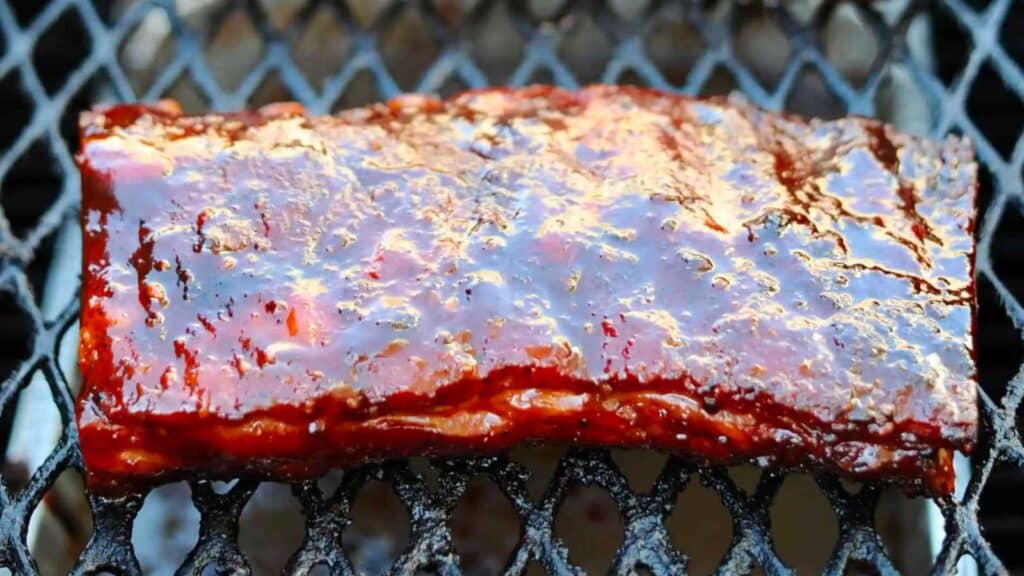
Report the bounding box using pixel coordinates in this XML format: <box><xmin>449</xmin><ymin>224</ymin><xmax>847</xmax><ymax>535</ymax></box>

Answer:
<box><xmin>76</xmin><ymin>86</ymin><xmax>977</xmax><ymax>494</ymax></box>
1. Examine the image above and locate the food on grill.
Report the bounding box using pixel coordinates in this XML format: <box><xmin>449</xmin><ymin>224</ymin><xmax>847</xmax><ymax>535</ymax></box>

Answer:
<box><xmin>77</xmin><ymin>86</ymin><xmax>977</xmax><ymax>494</ymax></box>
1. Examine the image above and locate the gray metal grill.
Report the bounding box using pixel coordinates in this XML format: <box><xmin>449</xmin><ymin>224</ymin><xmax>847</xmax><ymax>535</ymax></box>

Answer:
<box><xmin>0</xmin><ymin>0</ymin><xmax>1021</xmax><ymax>574</ymax></box>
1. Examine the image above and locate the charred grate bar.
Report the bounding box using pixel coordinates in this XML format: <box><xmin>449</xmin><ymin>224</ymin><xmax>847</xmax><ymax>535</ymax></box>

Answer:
<box><xmin>0</xmin><ymin>0</ymin><xmax>1021</xmax><ymax>574</ymax></box>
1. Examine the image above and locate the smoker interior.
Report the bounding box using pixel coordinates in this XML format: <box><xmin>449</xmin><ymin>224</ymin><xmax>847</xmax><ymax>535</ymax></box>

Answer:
<box><xmin>0</xmin><ymin>0</ymin><xmax>1022</xmax><ymax>574</ymax></box>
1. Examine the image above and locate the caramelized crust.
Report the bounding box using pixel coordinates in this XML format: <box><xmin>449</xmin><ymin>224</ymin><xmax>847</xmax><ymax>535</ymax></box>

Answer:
<box><xmin>77</xmin><ymin>86</ymin><xmax>977</xmax><ymax>493</ymax></box>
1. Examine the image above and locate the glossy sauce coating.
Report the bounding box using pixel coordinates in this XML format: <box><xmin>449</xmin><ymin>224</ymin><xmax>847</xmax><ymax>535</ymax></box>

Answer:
<box><xmin>77</xmin><ymin>86</ymin><xmax>977</xmax><ymax>493</ymax></box>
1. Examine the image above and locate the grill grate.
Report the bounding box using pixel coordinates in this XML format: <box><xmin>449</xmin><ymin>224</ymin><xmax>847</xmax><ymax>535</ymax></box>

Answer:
<box><xmin>0</xmin><ymin>0</ymin><xmax>1022</xmax><ymax>574</ymax></box>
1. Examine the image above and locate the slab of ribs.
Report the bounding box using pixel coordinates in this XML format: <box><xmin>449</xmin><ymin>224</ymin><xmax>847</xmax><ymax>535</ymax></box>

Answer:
<box><xmin>77</xmin><ymin>86</ymin><xmax>977</xmax><ymax>493</ymax></box>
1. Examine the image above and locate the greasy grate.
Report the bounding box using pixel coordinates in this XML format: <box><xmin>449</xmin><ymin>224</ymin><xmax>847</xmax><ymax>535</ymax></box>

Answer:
<box><xmin>0</xmin><ymin>0</ymin><xmax>1022</xmax><ymax>574</ymax></box>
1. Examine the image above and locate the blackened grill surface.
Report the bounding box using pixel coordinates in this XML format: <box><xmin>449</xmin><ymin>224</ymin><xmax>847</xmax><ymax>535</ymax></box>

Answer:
<box><xmin>76</xmin><ymin>86</ymin><xmax>977</xmax><ymax>494</ymax></box>
<box><xmin>0</xmin><ymin>1</ymin><xmax>1021</xmax><ymax>575</ymax></box>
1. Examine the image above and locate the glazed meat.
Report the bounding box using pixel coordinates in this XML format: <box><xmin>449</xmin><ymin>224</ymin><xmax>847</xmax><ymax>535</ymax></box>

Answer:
<box><xmin>77</xmin><ymin>86</ymin><xmax>978</xmax><ymax>494</ymax></box>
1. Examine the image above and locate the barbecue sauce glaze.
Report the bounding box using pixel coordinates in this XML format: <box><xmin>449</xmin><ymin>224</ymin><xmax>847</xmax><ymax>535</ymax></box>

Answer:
<box><xmin>77</xmin><ymin>86</ymin><xmax>977</xmax><ymax>493</ymax></box>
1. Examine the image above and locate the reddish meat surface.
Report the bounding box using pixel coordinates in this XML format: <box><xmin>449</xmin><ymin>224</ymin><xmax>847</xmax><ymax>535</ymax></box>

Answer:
<box><xmin>77</xmin><ymin>86</ymin><xmax>977</xmax><ymax>494</ymax></box>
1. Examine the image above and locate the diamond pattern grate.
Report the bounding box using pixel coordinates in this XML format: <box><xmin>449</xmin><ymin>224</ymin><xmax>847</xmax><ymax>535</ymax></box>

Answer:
<box><xmin>0</xmin><ymin>0</ymin><xmax>1022</xmax><ymax>574</ymax></box>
